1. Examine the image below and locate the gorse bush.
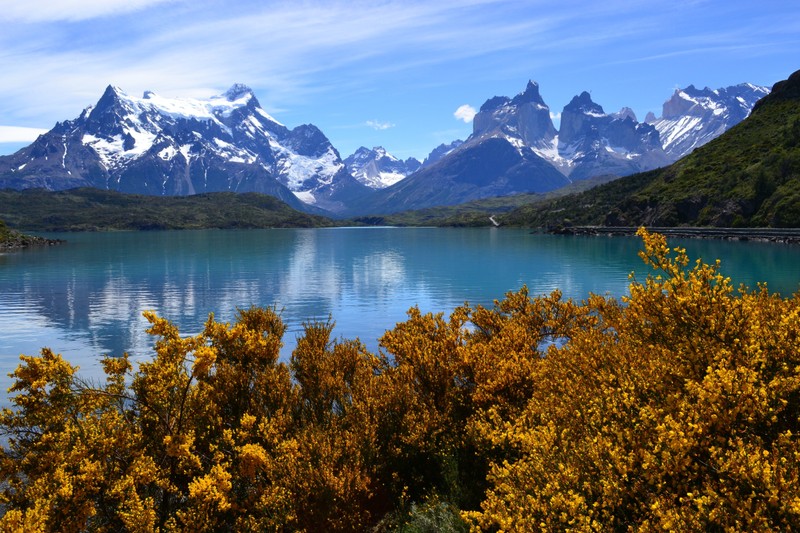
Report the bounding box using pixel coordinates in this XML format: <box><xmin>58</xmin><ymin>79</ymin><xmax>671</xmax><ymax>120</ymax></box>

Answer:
<box><xmin>2</xmin><ymin>229</ymin><xmax>799</xmax><ymax>531</ymax></box>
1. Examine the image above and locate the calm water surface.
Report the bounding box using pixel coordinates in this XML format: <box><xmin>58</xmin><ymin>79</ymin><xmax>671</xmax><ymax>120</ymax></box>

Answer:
<box><xmin>2</xmin><ymin>227</ymin><xmax>800</xmax><ymax>394</ymax></box>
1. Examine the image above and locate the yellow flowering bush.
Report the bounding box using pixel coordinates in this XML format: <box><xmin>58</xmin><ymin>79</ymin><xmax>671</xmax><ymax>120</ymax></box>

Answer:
<box><xmin>466</xmin><ymin>229</ymin><xmax>800</xmax><ymax>531</ymax></box>
<box><xmin>1</xmin><ymin>229</ymin><xmax>798</xmax><ymax>531</ymax></box>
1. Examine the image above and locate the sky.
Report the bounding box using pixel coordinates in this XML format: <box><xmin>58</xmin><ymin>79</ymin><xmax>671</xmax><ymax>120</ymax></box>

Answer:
<box><xmin>0</xmin><ymin>0</ymin><xmax>798</xmax><ymax>161</ymax></box>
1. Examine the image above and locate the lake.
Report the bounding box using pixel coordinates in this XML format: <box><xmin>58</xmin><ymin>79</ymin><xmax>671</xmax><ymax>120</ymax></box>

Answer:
<box><xmin>2</xmin><ymin>227</ymin><xmax>800</xmax><ymax>394</ymax></box>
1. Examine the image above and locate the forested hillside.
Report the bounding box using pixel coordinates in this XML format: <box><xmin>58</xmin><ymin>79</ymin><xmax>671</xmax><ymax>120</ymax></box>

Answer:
<box><xmin>0</xmin><ymin>188</ymin><xmax>333</xmax><ymax>231</ymax></box>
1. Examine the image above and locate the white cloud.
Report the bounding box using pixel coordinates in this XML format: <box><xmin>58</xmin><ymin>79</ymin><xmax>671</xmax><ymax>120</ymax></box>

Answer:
<box><xmin>0</xmin><ymin>126</ymin><xmax>48</xmax><ymax>143</ymax></box>
<box><xmin>366</xmin><ymin>120</ymin><xmax>395</xmax><ymax>131</ymax></box>
<box><xmin>0</xmin><ymin>0</ymin><xmax>177</xmax><ymax>22</ymax></box>
<box><xmin>454</xmin><ymin>104</ymin><xmax>477</xmax><ymax>123</ymax></box>
<box><xmin>549</xmin><ymin>111</ymin><xmax>561</xmax><ymax>121</ymax></box>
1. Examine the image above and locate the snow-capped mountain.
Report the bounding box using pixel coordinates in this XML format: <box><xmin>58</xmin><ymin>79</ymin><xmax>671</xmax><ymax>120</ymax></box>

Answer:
<box><xmin>551</xmin><ymin>91</ymin><xmax>670</xmax><ymax>180</ymax></box>
<box><xmin>468</xmin><ymin>82</ymin><xmax>670</xmax><ymax>180</ymax></box>
<box><xmin>0</xmin><ymin>79</ymin><xmax>771</xmax><ymax>217</ymax></box>
<box><xmin>646</xmin><ymin>83</ymin><xmax>770</xmax><ymax>160</ymax></box>
<box><xmin>350</xmin><ymin>79</ymin><xmax>769</xmax><ymax>215</ymax></box>
<box><xmin>472</xmin><ymin>81</ymin><xmax>557</xmax><ymax>150</ymax></box>
<box><xmin>344</xmin><ymin>146</ymin><xmax>421</xmax><ymax>189</ymax></box>
<box><xmin>421</xmin><ymin>140</ymin><xmax>464</xmax><ymax>167</ymax></box>
<box><xmin>0</xmin><ymin>84</ymin><xmax>367</xmax><ymax>213</ymax></box>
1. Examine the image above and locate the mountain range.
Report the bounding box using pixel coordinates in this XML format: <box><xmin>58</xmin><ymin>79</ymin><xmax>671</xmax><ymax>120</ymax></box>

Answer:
<box><xmin>344</xmin><ymin>80</ymin><xmax>767</xmax><ymax>214</ymax></box>
<box><xmin>0</xmin><ymin>84</ymin><xmax>367</xmax><ymax>213</ymax></box>
<box><xmin>500</xmin><ymin>69</ymin><xmax>800</xmax><ymax>228</ymax></box>
<box><xmin>0</xmin><ymin>80</ymin><xmax>769</xmax><ymax>216</ymax></box>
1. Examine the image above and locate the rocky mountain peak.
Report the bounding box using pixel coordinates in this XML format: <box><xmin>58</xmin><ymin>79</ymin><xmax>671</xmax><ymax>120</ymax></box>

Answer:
<box><xmin>224</xmin><ymin>83</ymin><xmax>255</xmax><ymax>101</ymax></box>
<box><xmin>564</xmin><ymin>91</ymin><xmax>604</xmax><ymax>116</ymax></box>
<box><xmin>510</xmin><ymin>80</ymin><xmax>547</xmax><ymax>107</ymax></box>
<box><xmin>473</xmin><ymin>80</ymin><xmax>555</xmax><ymax>145</ymax></box>
<box><xmin>479</xmin><ymin>96</ymin><xmax>511</xmax><ymax>113</ymax></box>
<box><xmin>344</xmin><ymin>146</ymin><xmax>420</xmax><ymax>189</ymax></box>
<box><xmin>613</xmin><ymin>107</ymin><xmax>638</xmax><ymax>122</ymax></box>
<box><xmin>0</xmin><ymin>83</ymin><xmax>367</xmax><ymax>214</ymax></box>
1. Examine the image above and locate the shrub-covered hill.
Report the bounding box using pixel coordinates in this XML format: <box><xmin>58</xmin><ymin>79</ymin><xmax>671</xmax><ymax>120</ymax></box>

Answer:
<box><xmin>501</xmin><ymin>68</ymin><xmax>800</xmax><ymax>228</ymax></box>
<box><xmin>0</xmin><ymin>188</ymin><xmax>333</xmax><ymax>231</ymax></box>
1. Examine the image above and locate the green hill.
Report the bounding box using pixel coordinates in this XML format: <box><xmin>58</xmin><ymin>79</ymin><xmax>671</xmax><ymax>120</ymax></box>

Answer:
<box><xmin>0</xmin><ymin>188</ymin><xmax>334</xmax><ymax>231</ymax></box>
<box><xmin>500</xmin><ymin>68</ymin><xmax>800</xmax><ymax>228</ymax></box>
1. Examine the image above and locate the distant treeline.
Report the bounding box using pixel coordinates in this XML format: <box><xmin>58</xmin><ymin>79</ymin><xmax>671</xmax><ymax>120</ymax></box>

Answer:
<box><xmin>0</xmin><ymin>188</ymin><xmax>333</xmax><ymax>231</ymax></box>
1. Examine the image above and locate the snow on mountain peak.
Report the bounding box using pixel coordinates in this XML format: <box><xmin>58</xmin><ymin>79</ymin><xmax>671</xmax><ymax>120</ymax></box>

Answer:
<box><xmin>103</xmin><ymin>87</ymin><xmax>248</xmax><ymax>124</ymax></box>
<box><xmin>344</xmin><ymin>145</ymin><xmax>418</xmax><ymax>189</ymax></box>
<box><xmin>224</xmin><ymin>83</ymin><xmax>254</xmax><ymax>101</ymax></box>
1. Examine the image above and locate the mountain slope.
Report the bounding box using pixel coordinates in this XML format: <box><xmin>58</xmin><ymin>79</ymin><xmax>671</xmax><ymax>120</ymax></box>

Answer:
<box><xmin>421</xmin><ymin>140</ymin><xmax>464</xmax><ymax>167</ymax></box>
<box><xmin>500</xmin><ymin>69</ymin><xmax>800</xmax><ymax>228</ymax></box>
<box><xmin>345</xmin><ymin>83</ymin><xmax>571</xmax><ymax>215</ymax></box>
<box><xmin>0</xmin><ymin>84</ymin><xmax>368</xmax><ymax>214</ymax></box>
<box><xmin>348</xmin><ymin>137</ymin><xmax>570</xmax><ymax>215</ymax></box>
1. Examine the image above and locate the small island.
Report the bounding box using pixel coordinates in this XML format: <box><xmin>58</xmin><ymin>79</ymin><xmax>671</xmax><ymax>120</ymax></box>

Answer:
<box><xmin>0</xmin><ymin>219</ymin><xmax>62</xmax><ymax>251</ymax></box>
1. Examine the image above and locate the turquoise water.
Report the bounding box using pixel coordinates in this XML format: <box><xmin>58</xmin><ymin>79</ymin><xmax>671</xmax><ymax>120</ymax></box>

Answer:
<box><xmin>2</xmin><ymin>227</ymin><xmax>800</xmax><ymax>392</ymax></box>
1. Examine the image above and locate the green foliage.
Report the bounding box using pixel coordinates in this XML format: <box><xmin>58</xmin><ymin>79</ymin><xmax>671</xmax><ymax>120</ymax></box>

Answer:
<box><xmin>375</xmin><ymin>495</ymin><xmax>469</xmax><ymax>533</ymax></box>
<box><xmin>0</xmin><ymin>188</ymin><xmax>333</xmax><ymax>231</ymax></box>
<box><xmin>2</xmin><ymin>230</ymin><xmax>799</xmax><ymax>531</ymax></box>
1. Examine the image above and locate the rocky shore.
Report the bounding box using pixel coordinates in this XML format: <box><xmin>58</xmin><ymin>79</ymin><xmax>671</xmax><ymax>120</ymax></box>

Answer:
<box><xmin>548</xmin><ymin>226</ymin><xmax>800</xmax><ymax>244</ymax></box>
<box><xmin>0</xmin><ymin>229</ymin><xmax>63</xmax><ymax>251</ymax></box>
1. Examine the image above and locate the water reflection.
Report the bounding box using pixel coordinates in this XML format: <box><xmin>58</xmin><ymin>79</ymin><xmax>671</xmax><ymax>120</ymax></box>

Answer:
<box><xmin>2</xmin><ymin>229</ymin><xmax>800</xmax><ymax>394</ymax></box>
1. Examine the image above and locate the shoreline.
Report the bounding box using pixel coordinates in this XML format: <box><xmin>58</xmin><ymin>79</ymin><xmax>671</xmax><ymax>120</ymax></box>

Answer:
<box><xmin>547</xmin><ymin>226</ymin><xmax>800</xmax><ymax>244</ymax></box>
<box><xmin>0</xmin><ymin>232</ymin><xmax>64</xmax><ymax>251</ymax></box>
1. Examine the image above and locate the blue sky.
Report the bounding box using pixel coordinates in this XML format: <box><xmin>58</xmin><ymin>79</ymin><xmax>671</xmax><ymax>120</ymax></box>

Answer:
<box><xmin>0</xmin><ymin>0</ymin><xmax>798</xmax><ymax>160</ymax></box>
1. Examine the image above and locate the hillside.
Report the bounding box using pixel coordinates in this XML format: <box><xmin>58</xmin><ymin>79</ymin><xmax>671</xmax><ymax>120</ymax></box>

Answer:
<box><xmin>500</xmin><ymin>68</ymin><xmax>800</xmax><ymax>228</ymax></box>
<box><xmin>0</xmin><ymin>188</ymin><xmax>334</xmax><ymax>231</ymax></box>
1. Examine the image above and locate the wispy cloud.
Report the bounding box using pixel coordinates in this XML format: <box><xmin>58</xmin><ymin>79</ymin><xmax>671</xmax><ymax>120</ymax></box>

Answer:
<box><xmin>454</xmin><ymin>104</ymin><xmax>477</xmax><ymax>123</ymax></box>
<box><xmin>0</xmin><ymin>1</ymin><xmax>548</xmax><ymax>122</ymax></box>
<box><xmin>0</xmin><ymin>0</ymin><xmax>796</xmax><ymax>159</ymax></box>
<box><xmin>0</xmin><ymin>126</ymin><xmax>48</xmax><ymax>143</ymax></box>
<box><xmin>0</xmin><ymin>0</ymin><xmax>178</xmax><ymax>22</ymax></box>
<box><xmin>365</xmin><ymin>120</ymin><xmax>395</xmax><ymax>131</ymax></box>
